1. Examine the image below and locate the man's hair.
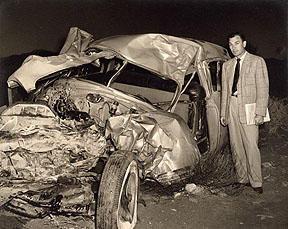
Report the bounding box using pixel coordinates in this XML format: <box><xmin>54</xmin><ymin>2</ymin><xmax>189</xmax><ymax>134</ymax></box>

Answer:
<box><xmin>227</xmin><ymin>32</ymin><xmax>246</xmax><ymax>42</ymax></box>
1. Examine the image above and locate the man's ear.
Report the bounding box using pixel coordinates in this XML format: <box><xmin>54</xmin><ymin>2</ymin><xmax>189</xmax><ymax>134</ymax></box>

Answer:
<box><xmin>243</xmin><ymin>41</ymin><xmax>247</xmax><ymax>48</ymax></box>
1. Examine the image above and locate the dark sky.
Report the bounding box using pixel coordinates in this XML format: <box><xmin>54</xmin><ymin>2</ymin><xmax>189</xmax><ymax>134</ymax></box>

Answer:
<box><xmin>0</xmin><ymin>0</ymin><xmax>287</xmax><ymax>59</ymax></box>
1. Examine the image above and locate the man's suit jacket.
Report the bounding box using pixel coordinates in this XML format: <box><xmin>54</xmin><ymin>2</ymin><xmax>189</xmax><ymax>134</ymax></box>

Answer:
<box><xmin>221</xmin><ymin>52</ymin><xmax>269</xmax><ymax>124</ymax></box>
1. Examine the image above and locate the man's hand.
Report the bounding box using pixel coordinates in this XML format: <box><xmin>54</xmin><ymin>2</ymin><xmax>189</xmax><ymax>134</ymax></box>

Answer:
<box><xmin>220</xmin><ymin>117</ymin><xmax>227</xmax><ymax>126</ymax></box>
<box><xmin>254</xmin><ymin>115</ymin><xmax>264</xmax><ymax>126</ymax></box>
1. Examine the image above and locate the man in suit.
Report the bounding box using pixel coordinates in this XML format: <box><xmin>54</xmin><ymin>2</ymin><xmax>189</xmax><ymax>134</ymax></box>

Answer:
<box><xmin>220</xmin><ymin>32</ymin><xmax>269</xmax><ymax>194</ymax></box>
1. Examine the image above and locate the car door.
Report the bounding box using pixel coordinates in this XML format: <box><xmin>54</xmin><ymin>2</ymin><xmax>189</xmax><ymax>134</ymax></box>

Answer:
<box><xmin>199</xmin><ymin>60</ymin><xmax>228</xmax><ymax>154</ymax></box>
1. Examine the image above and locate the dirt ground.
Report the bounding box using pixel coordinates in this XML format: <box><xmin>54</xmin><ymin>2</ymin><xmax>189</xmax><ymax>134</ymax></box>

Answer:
<box><xmin>1</xmin><ymin>127</ymin><xmax>288</xmax><ymax>229</ymax></box>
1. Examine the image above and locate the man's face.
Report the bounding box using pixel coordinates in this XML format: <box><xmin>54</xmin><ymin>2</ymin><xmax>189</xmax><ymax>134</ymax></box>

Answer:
<box><xmin>228</xmin><ymin>35</ymin><xmax>247</xmax><ymax>57</ymax></box>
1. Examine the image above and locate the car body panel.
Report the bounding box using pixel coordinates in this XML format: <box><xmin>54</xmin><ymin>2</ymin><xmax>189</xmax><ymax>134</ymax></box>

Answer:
<box><xmin>7</xmin><ymin>50</ymin><xmax>115</xmax><ymax>91</ymax></box>
<box><xmin>106</xmin><ymin>110</ymin><xmax>201</xmax><ymax>183</ymax></box>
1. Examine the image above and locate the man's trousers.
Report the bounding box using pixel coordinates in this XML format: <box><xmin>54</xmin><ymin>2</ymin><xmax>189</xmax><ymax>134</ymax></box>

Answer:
<box><xmin>228</xmin><ymin>96</ymin><xmax>262</xmax><ymax>188</ymax></box>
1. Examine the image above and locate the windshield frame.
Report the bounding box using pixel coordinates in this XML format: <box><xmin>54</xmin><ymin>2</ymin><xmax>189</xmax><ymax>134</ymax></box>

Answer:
<box><xmin>104</xmin><ymin>59</ymin><xmax>181</xmax><ymax>112</ymax></box>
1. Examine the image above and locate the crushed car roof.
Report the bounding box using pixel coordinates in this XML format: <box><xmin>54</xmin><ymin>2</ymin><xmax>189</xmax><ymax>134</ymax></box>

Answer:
<box><xmin>8</xmin><ymin>27</ymin><xmax>230</xmax><ymax>92</ymax></box>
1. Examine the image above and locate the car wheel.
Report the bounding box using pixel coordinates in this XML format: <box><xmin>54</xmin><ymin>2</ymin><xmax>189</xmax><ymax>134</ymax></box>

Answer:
<box><xmin>96</xmin><ymin>151</ymin><xmax>138</xmax><ymax>229</ymax></box>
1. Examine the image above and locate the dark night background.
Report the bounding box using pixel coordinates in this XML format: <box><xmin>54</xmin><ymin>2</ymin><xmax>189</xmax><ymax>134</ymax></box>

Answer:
<box><xmin>0</xmin><ymin>0</ymin><xmax>287</xmax><ymax>105</ymax></box>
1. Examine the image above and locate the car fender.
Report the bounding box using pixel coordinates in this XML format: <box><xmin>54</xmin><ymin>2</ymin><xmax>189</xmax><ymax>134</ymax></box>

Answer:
<box><xmin>106</xmin><ymin>111</ymin><xmax>201</xmax><ymax>183</ymax></box>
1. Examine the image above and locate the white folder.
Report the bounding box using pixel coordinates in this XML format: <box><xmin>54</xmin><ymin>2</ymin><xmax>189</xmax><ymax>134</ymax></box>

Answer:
<box><xmin>245</xmin><ymin>103</ymin><xmax>270</xmax><ymax>125</ymax></box>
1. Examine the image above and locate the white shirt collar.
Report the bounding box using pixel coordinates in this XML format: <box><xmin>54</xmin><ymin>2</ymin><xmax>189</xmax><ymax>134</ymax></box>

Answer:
<box><xmin>235</xmin><ymin>51</ymin><xmax>247</xmax><ymax>68</ymax></box>
<box><xmin>239</xmin><ymin>51</ymin><xmax>247</xmax><ymax>61</ymax></box>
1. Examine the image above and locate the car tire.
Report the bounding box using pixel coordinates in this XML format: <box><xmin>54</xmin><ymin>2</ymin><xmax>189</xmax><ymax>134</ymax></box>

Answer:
<box><xmin>96</xmin><ymin>151</ymin><xmax>139</xmax><ymax>229</ymax></box>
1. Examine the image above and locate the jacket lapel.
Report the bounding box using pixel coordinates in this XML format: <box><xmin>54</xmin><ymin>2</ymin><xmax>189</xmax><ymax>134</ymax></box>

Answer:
<box><xmin>226</xmin><ymin>59</ymin><xmax>236</xmax><ymax>91</ymax></box>
<box><xmin>241</xmin><ymin>52</ymin><xmax>251</xmax><ymax>76</ymax></box>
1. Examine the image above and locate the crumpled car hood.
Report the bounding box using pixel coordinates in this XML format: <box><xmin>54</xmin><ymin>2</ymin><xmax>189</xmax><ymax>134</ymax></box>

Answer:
<box><xmin>0</xmin><ymin>103</ymin><xmax>107</xmax><ymax>180</ymax></box>
<box><xmin>7</xmin><ymin>27</ymin><xmax>229</xmax><ymax>92</ymax></box>
<box><xmin>0</xmin><ymin>103</ymin><xmax>107</xmax><ymax>216</ymax></box>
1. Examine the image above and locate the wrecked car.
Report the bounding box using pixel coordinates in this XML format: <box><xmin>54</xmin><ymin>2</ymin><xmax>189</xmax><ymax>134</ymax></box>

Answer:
<box><xmin>0</xmin><ymin>27</ymin><xmax>230</xmax><ymax>228</ymax></box>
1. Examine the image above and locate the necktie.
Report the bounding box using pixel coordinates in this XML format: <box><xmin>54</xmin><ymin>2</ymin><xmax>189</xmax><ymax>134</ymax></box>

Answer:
<box><xmin>232</xmin><ymin>58</ymin><xmax>240</xmax><ymax>94</ymax></box>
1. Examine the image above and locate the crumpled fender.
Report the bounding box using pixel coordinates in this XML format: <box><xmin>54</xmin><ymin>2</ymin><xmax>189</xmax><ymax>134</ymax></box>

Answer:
<box><xmin>106</xmin><ymin>111</ymin><xmax>201</xmax><ymax>182</ymax></box>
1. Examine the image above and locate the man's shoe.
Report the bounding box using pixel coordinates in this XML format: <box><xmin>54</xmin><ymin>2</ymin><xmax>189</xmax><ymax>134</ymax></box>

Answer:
<box><xmin>253</xmin><ymin>187</ymin><xmax>263</xmax><ymax>194</ymax></box>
